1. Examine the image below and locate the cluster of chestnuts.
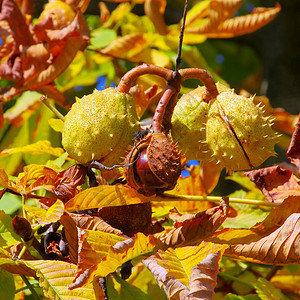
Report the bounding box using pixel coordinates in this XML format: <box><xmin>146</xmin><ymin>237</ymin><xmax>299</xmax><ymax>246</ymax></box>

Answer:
<box><xmin>61</xmin><ymin>64</ymin><xmax>278</xmax><ymax>196</ymax></box>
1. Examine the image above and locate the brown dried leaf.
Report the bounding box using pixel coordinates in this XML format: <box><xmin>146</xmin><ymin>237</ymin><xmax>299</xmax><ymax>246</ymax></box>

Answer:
<box><xmin>225</xmin><ymin>212</ymin><xmax>300</xmax><ymax>265</ymax></box>
<box><xmin>208</xmin><ymin>196</ymin><xmax>300</xmax><ymax>264</ymax></box>
<box><xmin>154</xmin><ymin>198</ymin><xmax>228</xmax><ymax>247</ymax></box>
<box><xmin>245</xmin><ymin>166</ymin><xmax>300</xmax><ymax>203</ymax></box>
<box><xmin>286</xmin><ymin>113</ymin><xmax>300</xmax><ymax>168</ymax></box>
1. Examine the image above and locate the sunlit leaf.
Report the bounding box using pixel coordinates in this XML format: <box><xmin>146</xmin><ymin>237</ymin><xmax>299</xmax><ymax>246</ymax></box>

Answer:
<box><xmin>24</xmin><ymin>199</ymin><xmax>64</xmax><ymax>225</ymax></box>
<box><xmin>0</xmin><ymin>140</ymin><xmax>66</xmax><ymax>158</ymax></box>
<box><xmin>0</xmin><ymin>248</ymin><xmax>35</xmax><ymax>277</ymax></box>
<box><xmin>143</xmin><ymin>242</ymin><xmax>225</xmax><ymax>300</ymax></box>
<box><xmin>271</xmin><ymin>266</ymin><xmax>300</xmax><ymax>294</ymax></box>
<box><xmin>71</xmin><ymin>232</ymin><xmax>162</xmax><ymax>289</ymax></box>
<box><xmin>64</xmin><ymin>185</ymin><xmax>150</xmax><ymax>212</ymax></box>
<box><xmin>25</xmin><ymin>260</ymin><xmax>98</xmax><ymax>300</ymax></box>
<box><xmin>101</xmin><ymin>34</ymin><xmax>147</xmax><ymax>60</ymax></box>
<box><xmin>187</xmin><ymin>3</ymin><xmax>281</xmax><ymax>38</ymax></box>
<box><xmin>69</xmin><ymin>229</ymin><xmax>126</xmax><ymax>288</ymax></box>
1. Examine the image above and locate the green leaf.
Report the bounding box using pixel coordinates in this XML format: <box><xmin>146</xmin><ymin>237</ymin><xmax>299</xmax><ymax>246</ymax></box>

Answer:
<box><xmin>255</xmin><ymin>278</ymin><xmax>289</xmax><ymax>300</ymax></box>
<box><xmin>90</xmin><ymin>28</ymin><xmax>117</xmax><ymax>49</ymax></box>
<box><xmin>0</xmin><ymin>193</ymin><xmax>21</xmax><ymax>215</ymax></box>
<box><xmin>224</xmin><ymin>294</ymin><xmax>260</xmax><ymax>300</ymax></box>
<box><xmin>110</xmin><ymin>273</ymin><xmax>154</xmax><ymax>300</ymax></box>
<box><xmin>0</xmin><ymin>210</ymin><xmax>21</xmax><ymax>247</ymax></box>
<box><xmin>0</xmin><ymin>268</ymin><xmax>15</xmax><ymax>300</ymax></box>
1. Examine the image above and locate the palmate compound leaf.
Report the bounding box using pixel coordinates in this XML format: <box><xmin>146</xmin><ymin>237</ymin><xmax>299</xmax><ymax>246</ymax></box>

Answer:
<box><xmin>24</xmin><ymin>260</ymin><xmax>101</xmax><ymax>300</ymax></box>
<box><xmin>143</xmin><ymin>242</ymin><xmax>226</xmax><ymax>300</ymax></box>
<box><xmin>207</xmin><ymin>196</ymin><xmax>300</xmax><ymax>264</ymax></box>
<box><xmin>70</xmin><ymin>231</ymin><xmax>163</xmax><ymax>290</ymax></box>
<box><xmin>64</xmin><ymin>184</ymin><xmax>151</xmax><ymax>212</ymax></box>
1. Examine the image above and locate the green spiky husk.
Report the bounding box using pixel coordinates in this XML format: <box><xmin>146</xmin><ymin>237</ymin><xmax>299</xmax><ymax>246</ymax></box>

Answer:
<box><xmin>62</xmin><ymin>88</ymin><xmax>140</xmax><ymax>166</ymax></box>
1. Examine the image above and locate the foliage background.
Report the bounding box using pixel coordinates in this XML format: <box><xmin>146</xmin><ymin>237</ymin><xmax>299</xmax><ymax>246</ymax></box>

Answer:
<box><xmin>0</xmin><ymin>0</ymin><xmax>300</xmax><ymax>299</ymax></box>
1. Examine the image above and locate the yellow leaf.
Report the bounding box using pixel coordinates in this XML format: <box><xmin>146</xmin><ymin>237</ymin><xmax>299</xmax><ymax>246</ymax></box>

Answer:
<box><xmin>71</xmin><ymin>232</ymin><xmax>162</xmax><ymax>289</ymax></box>
<box><xmin>25</xmin><ymin>260</ymin><xmax>98</xmax><ymax>300</ymax></box>
<box><xmin>65</xmin><ymin>185</ymin><xmax>151</xmax><ymax>212</ymax></box>
<box><xmin>48</xmin><ymin>118</ymin><xmax>64</xmax><ymax>133</ymax></box>
<box><xmin>24</xmin><ymin>199</ymin><xmax>64</xmax><ymax>225</ymax></box>
<box><xmin>0</xmin><ymin>168</ymin><xmax>9</xmax><ymax>188</ymax></box>
<box><xmin>143</xmin><ymin>242</ymin><xmax>226</xmax><ymax>299</ymax></box>
<box><xmin>0</xmin><ymin>140</ymin><xmax>66</xmax><ymax>158</ymax></box>
<box><xmin>101</xmin><ymin>34</ymin><xmax>147</xmax><ymax>59</ymax></box>
<box><xmin>0</xmin><ymin>248</ymin><xmax>35</xmax><ymax>277</ymax></box>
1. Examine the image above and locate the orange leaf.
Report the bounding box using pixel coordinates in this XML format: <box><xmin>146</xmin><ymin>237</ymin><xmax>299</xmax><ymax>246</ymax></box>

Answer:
<box><xmin>154</xmin><ymin>197</ymin><xmax>228</xmax><ymax>247</ymax></box>
<box><xmin>64</xmin><ymin>185</ymin><xmax>151</xmax><ymax>212</ymax></box>
<box><xmin>186</xmin><ymin>3</ymin><xmax>281</xmax><ymax>38</ymax></box>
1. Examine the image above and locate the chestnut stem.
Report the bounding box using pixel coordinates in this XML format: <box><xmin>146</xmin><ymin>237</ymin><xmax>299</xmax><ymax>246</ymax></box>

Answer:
<box><xmin>116</xmin><ymin>64</ymin><xmax>173</xmax><ymax>94</ymax></box>
<box><xmin>155</xmin><ymin>193</ymin><xmax>279</xmax><ymax>207</ymax></box>
<box><xmin>152</xmin><ymin>86</ymin><xmax>176</xmax><ymax>132</ymax></box>
<box><xmin>179</xmin><ymin>68</ymin><xmax>219</xmax><ymax>102</ymax></box>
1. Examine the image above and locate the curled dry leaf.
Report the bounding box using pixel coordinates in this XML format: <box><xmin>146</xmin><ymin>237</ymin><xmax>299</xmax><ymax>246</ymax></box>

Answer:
<box><xmin>54</xmin><ymin>164</ymin><xmax>87</xmax><ymax>202</ymax></box>
<box><xmin>155</xmin><ymin>197</ymin><xmax>229</xmax><ymax>247</ymax></box>
<box><xmin>245</xmin><ymin>165</ymin><xmax>300</xmax><ymax>203</ymax></box>
<box><xmin>0</xmin><ymin>0</ymin><xmax>90</xmax><ymax>103</ymax></box>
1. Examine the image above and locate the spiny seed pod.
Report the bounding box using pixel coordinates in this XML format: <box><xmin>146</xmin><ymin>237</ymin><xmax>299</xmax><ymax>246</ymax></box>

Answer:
<box><xmin>171</xmin><ymin>83</ymin><xmax>232</xmax><ymax>161</ymax></box>
<box><xmin>124</xmin><ymin>132</ymin><xmax>183</xmax><ymax>196</ymax></box>
<box><xmin>171</xmin><ymin>83</ymin><xmax>278</xmax><ymax>171</ymax></box>
<box><xmin>206</xmin><ymin>91</ymin><xmax>278</xmax><ymax>170</ymax></box>
<box><xmin>62</xmin><ymin>88</ymin><xmax>140</xmax><ymax>166</ymax></box>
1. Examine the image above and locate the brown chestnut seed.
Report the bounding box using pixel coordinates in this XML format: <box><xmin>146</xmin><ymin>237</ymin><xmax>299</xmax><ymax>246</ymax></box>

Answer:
<box><xmin>124</xmin><ymin>132</ymin><xmax>183</xmax><ymax>196</ymax></box>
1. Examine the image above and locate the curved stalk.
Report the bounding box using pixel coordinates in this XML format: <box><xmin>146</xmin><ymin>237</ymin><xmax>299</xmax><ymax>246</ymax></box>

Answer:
<box><xmin>116</xmin><ymin>64</ymin><xmax>173</xmax><ymax>94</ymax></box>
<box><xmin>179</xmin><ymin>68</ymin><xmax>219</xmax><ymax>102</ymax></box>
<box><xmin>155</xmin><ymin>193</ymin><xmax>280</xmax><ymax>208</ymax></box>
<box><xmin>152</xmin><ymin>86</ymin><xmax>176</xmax><ymax>132</ymax></box>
